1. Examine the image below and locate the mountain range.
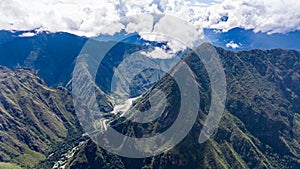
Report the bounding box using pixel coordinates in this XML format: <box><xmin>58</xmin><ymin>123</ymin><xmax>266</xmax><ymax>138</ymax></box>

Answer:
<box><xmin>63</xmin><ymin>44</ymin><xmax>300</xmax><ymax>169</ymax></box>
<box><xmin>0</xmin><ymin>32</ymin><xmax>299</xmax><ymax>168</ymax></box>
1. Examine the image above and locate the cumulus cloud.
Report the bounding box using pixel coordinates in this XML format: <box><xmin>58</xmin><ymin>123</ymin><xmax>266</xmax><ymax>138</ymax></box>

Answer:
<box><xmin>19</xmin><ymin>32</ymin><xmax>36</xmax><ymax>37</ymax></box>
<box><xmin>140</xmin><ymin>47</ymin><xmax>173</xmax><ymax>59</ymax></box>
<box><xmin>100</xmin><ymin>22</ymin><xmax>125</xmax><ymax>36</ymax></box>
<box><xmin>136</xmin><ymin>15</ymin><xmax>203</xmax><ymax>54</ymax></box>
<box><xmin>226</xmin><ymin>41</ymin><xmax>240</xmax><ymax>49</ymax></box>
<box><xmin>101</xmin><ymin>14</ymin><xmax>203</xmax><ymax>55</ymax></box>
<box><xmin>198</xmin><ymin>0</ymin><xmax>300</xmax><ymax>34</ymax></box>
<box><xmin>0</xmin><ymin>0</ymin><xmax>120</xmax><ymax>36</ymax></box>
<box><xmin>124</xmin><ymin>14</ymin><xmax>154</xmax><ymax>34</ymax></box>
<box><xmin>0</xmin><ymin>0</ymin><xmax>299</xmax><ymax>37</ymax></box>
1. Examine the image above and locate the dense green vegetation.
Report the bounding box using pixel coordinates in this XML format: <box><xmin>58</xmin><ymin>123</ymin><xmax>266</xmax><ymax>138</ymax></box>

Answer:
<box><xmin>0</xmin><ymin>67</ymin><xmax>83</xmax><ymax>168</ymax></box>
<box><xmin>64</xmin><ymin>45</ymin><xmax>300</xmax><ymax>168</ymax></box>
<box><xmin>0</xmin><ymin>42</ymin><xmax>299</xmax><ymax>168</ymax></box>
<box><xmin>0</xmin><ymin>162</ymin><xmax>22</xmax><ymax>169</ymax></box>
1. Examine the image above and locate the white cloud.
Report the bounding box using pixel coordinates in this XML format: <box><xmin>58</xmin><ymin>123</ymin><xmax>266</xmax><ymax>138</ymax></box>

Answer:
<box><xmin>198</xmin><ymin>0</ymin><xmax>300</xmax><ymax>34</ymax></box>
<box><xmin>226</xmin><ymin>41</ymin><xmax>240</xmax><ymax>49</ymax></box>
<box><xmin>124</xmin><ymin>14</ymin><xmax>154</xmax><ymax>34</ymax></box>
<box><xmin>0</xmin><ymin>0</ymin><xmax>120</xmax><ymax>37</ymax></box>
<box><xmin>140</xmin><ymin>47</ymin><xmax>173</xmax><ymax>59</ymax></box>
<box><xmin>99</xmin><ymin>22</ymin><xmax>125</xmax><ymax>36</ymax></box>
<box><xmin>152</xmin><ymin>15</ymin><xmax>203</xmax><ymax>47</ymax></box>
<box><xmin>19</xmin><ymin>32</ymin><xmax>36</xmax><ymax>37</ymax></box>
<box><xmin>136</xmin><ymin>15</ymin><xmax>203</xmax><ymax>54</ymax></box>
<box><xmin>0</xmin><ymin>0</ymin><xmax>299</xmax><ymax>37</ymax></box>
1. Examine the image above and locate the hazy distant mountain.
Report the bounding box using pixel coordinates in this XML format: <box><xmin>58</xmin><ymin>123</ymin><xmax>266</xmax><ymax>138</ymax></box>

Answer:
<box><xmin>0</xmin><ymin>31</ymin><xmax>164</xmax><ymax>89</ymax></box>
<box><xmin>1</xmin><ymin>29</ymin><xmax>299</xmax><ymax>88</ymax></box>
<box><xmin>0</xmin><ymin>31</ymin><xmax>87</xmax><ymax>86</ymax></box>
<box><xmin>204</xmin><ymin>28</ymin><xmax>300</xmax><ymax>51</ymax></box>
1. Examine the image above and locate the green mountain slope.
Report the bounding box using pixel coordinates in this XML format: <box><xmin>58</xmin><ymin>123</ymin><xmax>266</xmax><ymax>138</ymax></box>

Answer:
<box><xmin>64</xmin><ymin>46</ymin><xmax>300</xmax><ymax>169</ymax></box>
<box><xmin>0</xmin><ymin>44</ymin><xmax>299</xmax><ymax>169</ymax></box>
<box><xmin>0</xmin><ymin>67</ymin><xmax>83</xmax><ymax>168</ymax></box>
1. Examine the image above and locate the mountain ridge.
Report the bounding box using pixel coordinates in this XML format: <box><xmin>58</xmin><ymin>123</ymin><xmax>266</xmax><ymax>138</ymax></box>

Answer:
<box><xmin>63</xmin><ymin>45</ymin><xmax>300</xmax><ymax>169</ymax></box>
<box><xmin>0</xmin><ymin>66</ymin><xmax>84</xmax><ymax>168</ymax></box>
<box><xmin>0</xmin><ymin>34</ymin><xmax>299</xmax><ymax>168</ymax></box>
